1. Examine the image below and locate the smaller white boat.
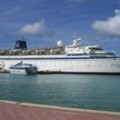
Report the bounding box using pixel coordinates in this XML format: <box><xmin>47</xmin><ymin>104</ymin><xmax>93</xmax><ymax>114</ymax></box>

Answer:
<box><xmin>10</xmin><ymin>62</ymin><xmax>38</xmax><ymax>74</ymax></box>
<box><xmin>0</xmin><ymin>61</ymin><xmax>5</xmax><ymax>70</ymax></box>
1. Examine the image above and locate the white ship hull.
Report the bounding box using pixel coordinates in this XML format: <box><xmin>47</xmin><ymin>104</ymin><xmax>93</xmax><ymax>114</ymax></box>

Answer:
<box><xmin>0</xmin><ymin>55</ymin><xmax>120</xmax><ymax>74</ymax></box>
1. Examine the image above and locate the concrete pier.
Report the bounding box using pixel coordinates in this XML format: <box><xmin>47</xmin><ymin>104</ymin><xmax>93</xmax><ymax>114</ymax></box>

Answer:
<box><xmin>0</xmin><ymin>100</ymin><xmax>120</xmax><ymax>120</ymax></box>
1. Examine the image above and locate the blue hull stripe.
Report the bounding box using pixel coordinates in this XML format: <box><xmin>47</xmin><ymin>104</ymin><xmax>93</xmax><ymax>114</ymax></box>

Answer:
<box><xmin>0</xmin><ymin>57</ymin><xmax>119</xmax><ymax>60</ymax></box>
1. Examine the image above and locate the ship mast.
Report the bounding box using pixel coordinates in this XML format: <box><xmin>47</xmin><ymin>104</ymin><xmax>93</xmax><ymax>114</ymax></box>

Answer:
<box><xmin>72</xmin><ymin>34</ymin><xmax>81</xmax><ymax>47</ymax></box>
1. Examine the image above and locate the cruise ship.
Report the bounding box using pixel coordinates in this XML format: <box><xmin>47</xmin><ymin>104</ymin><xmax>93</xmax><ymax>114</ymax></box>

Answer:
<box><xmin>0</xmin><ymin>36</ymin><xmax>120</xmax><ymax>74</ymax></box>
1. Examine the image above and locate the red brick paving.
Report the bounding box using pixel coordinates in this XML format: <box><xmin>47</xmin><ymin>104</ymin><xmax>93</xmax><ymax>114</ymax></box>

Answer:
<box><xmin>0</xmin><ymin>102</ymin><xmax>120</xmax><ymax>120</ymax></box>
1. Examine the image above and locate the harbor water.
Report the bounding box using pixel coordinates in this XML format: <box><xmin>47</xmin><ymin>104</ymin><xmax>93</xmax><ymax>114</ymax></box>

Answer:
<box><xmin>0</xmin><ymin>74</ymin><xmax>120</xmax><ymax>112</ymax></box>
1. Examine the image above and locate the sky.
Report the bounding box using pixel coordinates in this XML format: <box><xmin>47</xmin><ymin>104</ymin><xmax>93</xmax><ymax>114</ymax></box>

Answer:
<box><xmin>0</xmin><ymin>0</ymin><xmax>120</xmax><ymax>54</ymax></box>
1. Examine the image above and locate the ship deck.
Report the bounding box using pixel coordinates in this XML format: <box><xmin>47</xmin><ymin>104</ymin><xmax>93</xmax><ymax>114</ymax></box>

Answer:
<box><xmin>0</xmin><ymin>100</ymin><xmax>120</xmax><ymax>120</ymax></box>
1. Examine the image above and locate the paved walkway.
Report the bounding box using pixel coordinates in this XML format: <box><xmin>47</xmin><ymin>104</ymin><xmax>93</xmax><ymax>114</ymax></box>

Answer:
<box><xmin>0</xmin><ymin>100</ymin><xmax>120</xmax><ymax>120</ymax></box>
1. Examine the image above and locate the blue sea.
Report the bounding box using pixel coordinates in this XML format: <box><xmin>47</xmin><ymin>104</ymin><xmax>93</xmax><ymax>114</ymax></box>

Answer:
<box><xmin>0</xmin><ymin>74</ymin><xmax>120</xmax><ymax>112</ymax></box>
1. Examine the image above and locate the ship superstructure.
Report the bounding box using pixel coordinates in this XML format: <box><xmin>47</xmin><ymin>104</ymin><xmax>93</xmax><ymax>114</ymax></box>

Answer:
<box><xmin>0</xmin><ymin>36</ymin><xmax>120</xmax><ymax>74</ymax></box>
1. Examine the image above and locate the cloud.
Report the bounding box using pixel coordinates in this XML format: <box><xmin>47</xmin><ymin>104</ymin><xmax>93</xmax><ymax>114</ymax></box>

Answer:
<box><xmin>19</xmin><ymin>20</ymin><xmax>54</xmax><ymax>37</ymax></box>
<box><xmin>92</xmin><ymin>9</ymin><xmax>120</xmax><ymax>36</ymax></box>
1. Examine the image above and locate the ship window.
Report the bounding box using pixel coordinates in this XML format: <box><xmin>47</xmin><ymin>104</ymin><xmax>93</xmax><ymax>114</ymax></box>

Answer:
<box><xmin>67</xmin><ymin>53</ymin><xmax>87</xmax><ymax>56</ymax></box>
<box><xmin>89</xmin><ymin>48</ymin><xmax>103</xmax><ymax>51</ymax></box>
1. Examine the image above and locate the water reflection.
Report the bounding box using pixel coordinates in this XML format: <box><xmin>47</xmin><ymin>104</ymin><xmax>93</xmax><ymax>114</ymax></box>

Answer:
<box><xmin>0</xmin><ymin>74</ymin><xmax>120</xmax><ymax>111</ymax></box>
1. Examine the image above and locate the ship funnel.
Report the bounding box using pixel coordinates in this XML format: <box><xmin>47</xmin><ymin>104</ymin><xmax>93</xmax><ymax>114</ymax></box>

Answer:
<box><xmin>14</xmin><ymin>40</ymin><xmax>27</xmax><ymax>50</ymax></box>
